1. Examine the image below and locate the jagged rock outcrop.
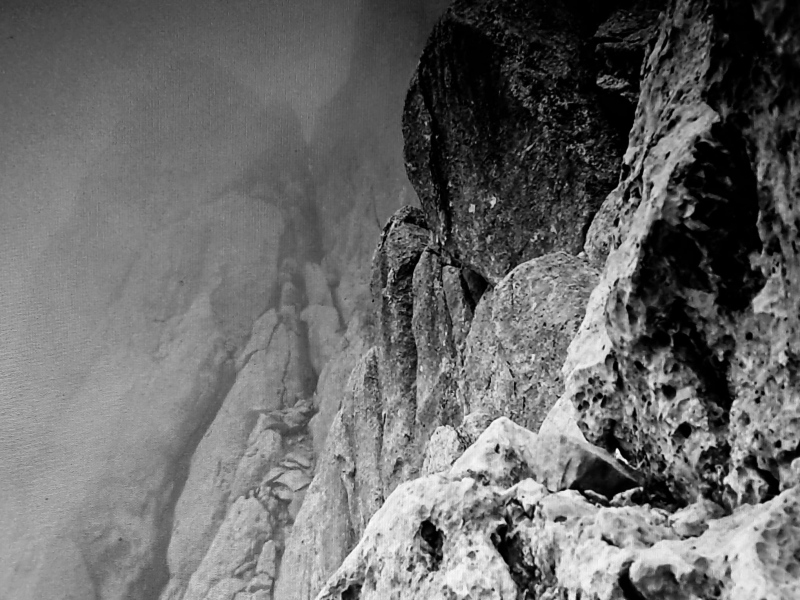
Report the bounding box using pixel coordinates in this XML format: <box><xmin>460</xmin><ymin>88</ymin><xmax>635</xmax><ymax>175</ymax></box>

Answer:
<box><xmin>369</xmin><ymin>206</ymin><xmax>433</xmax><ymax>488</ymax></box>
<box><xmin>274</xmin><ymin>206</ymin><xmax>483</xmax><ymax>599</ymax></box>
<box><xmin>161</xmin><ymin>304</ymin><xmax>311</xmax><ymax>600</ymax></box>
<box><xmin>272</xmin><ymin>350</ymin><xmax>380</xmax><ymax>600</ymax></box>
<box><xmin>402</xmin><ymin>0</ymin><xmax>627</xmax><ymax>284</ymax></box>
<box><xmin>566</xmin><ymin>0</ymin><xmax>800</xmax><ymax>510</ymax></box>
<box><xmin>459</xmin><ymin>252</ymin><xmax>599</xmax><ymax>431</ymax></box>
<box><xmin>316</xmin><ymin>415</ymin><xmax>800</xmax><ymax>600</ymax></box>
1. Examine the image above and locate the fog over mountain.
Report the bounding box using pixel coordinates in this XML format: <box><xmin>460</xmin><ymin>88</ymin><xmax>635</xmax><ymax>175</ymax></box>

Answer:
<box><xmin>0</xmin><ymin>1</ymin><xmax>447</xmax><ymax>598</ymax></box>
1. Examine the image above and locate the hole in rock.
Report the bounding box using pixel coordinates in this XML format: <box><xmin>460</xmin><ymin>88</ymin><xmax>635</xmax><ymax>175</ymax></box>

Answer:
<box><xmin>492</xmin><ymin>518</ymin><xmax>537</xmax><ymax>597</ymax></box>
<box><xmin>461</xmin><ymin>267</ymin><xmax>489</xmax><ymax>308</ymax></box>
<box><xmin>341</xmin><ymin>583</ymin><xmax>362</xmax><ymax>600</ymax></box>
<box><xmin>673</xmin><ymin>422</ymin><xmax>693</xmax><ymax>442</ymax></box>
<box><xmin>618</xmin><ymin>563</ymin><xmax>649</xmax><ymax>600</ymax></box>
<box><xmin>417</xmin><ymin>519</ymin><xmax>444</xmax><ymax>571</ymax></box>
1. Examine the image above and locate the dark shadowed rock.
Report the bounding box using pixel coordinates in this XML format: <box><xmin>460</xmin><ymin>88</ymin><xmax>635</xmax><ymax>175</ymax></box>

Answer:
<box><xmin>412</xmin><ymin>249</ymin><xmax>463</xmax><ymax>449</ymax></box>
<box><xmin>593</xmin><ymin>4</ymin><xmax>663</xmax><ymax>130</ymax></box>
<box><xmin>403</xmin><ymin>0</ymin><xmax>626</xmax><ymax>284</ymax></box>
<box><xmin>370</xmin><ymin>206</ymin><xmax>431</xmax><ymax>489</ymax></box>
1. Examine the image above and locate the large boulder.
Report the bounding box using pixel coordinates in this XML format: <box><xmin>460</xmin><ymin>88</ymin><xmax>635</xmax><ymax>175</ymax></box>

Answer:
<box><xmin>566</xmin><ymin>0</ymin><xmax>800</xmax><ymax>509</ymax></box>
<box><xmin>403</xmin><ymin>0</ymin><xmax>626</xmax><ymax>284</ymax></box>
<box><xmin>459</xmin><ymin>252</ymin><xmax>598</xmax><ymax>431</ymax></box>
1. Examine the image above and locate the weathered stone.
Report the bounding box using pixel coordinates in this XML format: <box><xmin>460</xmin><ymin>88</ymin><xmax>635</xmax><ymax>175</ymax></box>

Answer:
<box><xmin>230</xmin><ymin>429</ymin><xmax>282</xmax><ymax>500</ymax></box>
<box><xmin>450</xmin><ymin>417</ymin><xmax>539</xmax><ymax>487</ymax></box>
<box><xmin>455</xmin><ymin>411</ymin><xmax>495</xmax><ymax>447</ymax></box>
<box><xmin>441</xmin><ymin>265</ymin><xmax>474</xmax><ymax>358</ymax></box>
<box><xmin>565</xmin><ymin>0</ymin><xmax>800</xmax><ymax>508</ymax></box>
<box><xmin>315</xmin><ymin>476</ymin><xmax>517</xmax><ymax>600</ymax></box>
<box><xmin>275</xmin><ymin>469</ymin><xmax>312</xmax><ymax>493</ymax></box>
<box><xmin>272</xmin><ymin>411</ymin><xmax>354</xmax><ymax>600</ymax></box>
<box><xmin>421</xmin><ymin>426</ymin><xmax>464</xmax><ymax>476</ymax></box>
<box><xmin>272</xmin><ymin>346</ymin><xmax>387</xmax><ymax>600</ymax></box>
<box><xmin>287</xmin><ymin>489</ymin><xmax>308</xmax><ymax>521</ymax></box>
<box><xmin>450</xmin><ymin>417</ymin><xmax>639</xmax><ymax>498</ymax></box>
<box><xmin>165</xmin><ymin>312</ymin><xmax>295</xmax><ymax>595</ymax></box>
<box><xmin>628</xmin><ymin>486</ymin><xmax>800</xmax><ymax>600</ymax></box>
<box><xmin>370</xmin><ymin>206</ymin><xmax>430</xmax><ymax>489</ymax></box>
<box><xmin>256</xmin><ymin>541</ymin><xmax>277</xmax><ymax>577</ymax></box>
<box><xmin>412</xmin><ymin>249</ymin><xmax>462</xmax><ymax>451</ymax></box>
<box><xmin>667</xmin><ymin>496</ymin><xmax>725</xmax><ymax>538</ymax></box>
<box><xmin>459</xmin><ymin>252</ymin><xmax>598</xmax><ymax>432</ymax></box>
<box><xmin>593</xmin><ymin>5</ymin><xmax>663</xmax><ymax>129</ymax></box>
<box><xmin>308</xmin><ymin>313</ymin><xmax>369</xmax><ymax>456</ymax></box>
<box><xmin>403</xmin><ymin>0</ymin><xmax>625</xmax><ymax>284</ymax></box>
<box><xmin>313</xmin><ymin>407</ymin><xmax>800</xmax><ymax>600</ymax></box>
<box><xmin>303</xmin><ymin>262</ymin><xmax>334</xmax><ymax>307</ymax></box>
<box><xmin>281</xmin><ymin>449</ymin><xmax>313</xmax><ymax>470</ymax></box>
<box><xmin>538</xmin><ymin>393</ymin><xmax>585</xmax><ymax>441</ymax></box>
<box><xmin>532</xmin><ymin>433</ymin><xmax>642</xmax><ymax>498</ymax></box>
<box><xmin>201</xmin><ymin>578</ymin><xmax>246</xmax><ymax>600</ymax></box>
<box><xmin>339</xmin><ymin>348</ymin><xmax>385</xmax><ymax>539</ymax></box>
<box><xmin>182</xmin><ymin>498</ymin><xmax>272</xmax><ymax>600</ymax></box>
<box><xmin>300</xmin><ymin>305</ymin><xmax>342</xmax><ymax>376</ymax></box>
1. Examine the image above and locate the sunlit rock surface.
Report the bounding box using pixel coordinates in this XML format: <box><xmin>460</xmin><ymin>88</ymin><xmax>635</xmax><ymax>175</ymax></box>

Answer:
<box><xmin>316</xmin><ymin>416</ymin><xmax>800</xmax><ymax>600</ymax></box>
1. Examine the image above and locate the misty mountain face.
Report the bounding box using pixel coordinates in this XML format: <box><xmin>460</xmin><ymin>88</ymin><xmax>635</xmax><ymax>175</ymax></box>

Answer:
<box><xmin>0</xmin><ymin>1</ymin><xmax>448</xmax><ymax>599</ymax></box>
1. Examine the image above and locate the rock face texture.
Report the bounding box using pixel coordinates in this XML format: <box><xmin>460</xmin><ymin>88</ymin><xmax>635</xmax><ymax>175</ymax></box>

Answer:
<box><xmin>459</xmin><ymin>252</ymin><xmax>599</xmax><ymax>431</ymax></box>
<box><xmin>291</xmin><ymin>0</ymin><xmax>800</xmax><ymax>599</ymax></box>
<box><xmin>402</xmin><ymin>0</ymin><xmax>627</xmax><ymax>284</ymax></box>
<box><xmin>71</xmin><ymin>0</ymin><xmax>798</xmax><ymax>599</ymax></box>
<box><xmin>316</xmin><ymin>416</ymin><xmax>800</xmax><ymax>600</ymax></box>
<box><xmin>566</xmin><ymin>0</ymin><xmax>800</xmax><ymax>510</ymax></box>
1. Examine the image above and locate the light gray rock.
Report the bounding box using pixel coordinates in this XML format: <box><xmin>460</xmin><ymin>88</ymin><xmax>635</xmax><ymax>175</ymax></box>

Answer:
<box><xmin>421</xmin><ymin>426</ymin><xmax>463</xmax><ymax>476</ymax></box>
<box><xmin>412</xmin><ymin>249</ymin><xmax>463</xmax><ymax>454</ymax></box>
<box><xmin>256</xmin><ymin>541</ymin><xmax>277</xmax><ymax>577</ymax></box>
<box><xmin>182</xmin><ymin>497</ymin><xmax>272</xmax><ymax>600</ymax></box>
<box><xmin>300</xmin><ymin>305</ymin><xmax>341</xmax><ymax>376</ymax></box>
<box><xmin>538</xmin><ymin>393</ymin><xmax>585</xmax><ymax>441</ymax></box>
<box><xmin>272</xmin><ymin>412</ymin><xmax>354</xmax><ymax>600</ymax></box>
<box><xmin>164</xmin><ymin>312</ymin><xmax>299</xmax><ymax>598</ymax></box>
<box><xmin>565</xmin><ymin>0</ymin><xmax>800</xmax><ymax>508</ymax></box>
<box><xmin>230</xmin><ymin>428</ymin><xmax>282</xmax><ymax>500</ymax></box>
<box><xmin>308</xmin><ymin>313</ymin><xmax>368</xmax><ymax>456</ymax></box>
<box><xmin>201</xmin><ymin>579</ymin><xmax>246</xmax><ymax>600</ymax></box>
<box><xmin>450</xmin><ymin>417</ymin><xmax>540</xmax><ymax>487</ymax></box>
<box><xmin>459</xmin><ymin>252</ymin><xmax>598</xmax><ymax>432</ymax></box>
<box><xmin>315</xmin><ymin>475</ymin><xmax>518</xmax><ymax>600</ymax></box>
<box><xmin>303</xmin><ymin>262</ymin><xmax>334</xmax><ymax>307</ymax></box>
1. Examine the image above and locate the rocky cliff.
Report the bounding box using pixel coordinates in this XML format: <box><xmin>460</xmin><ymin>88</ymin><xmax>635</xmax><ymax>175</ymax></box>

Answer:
<box><xmin>59</xmin><ymin>0</ymin><xmax>798</xmax><ymax>599</ymax></box>
<box><xmin>273</xmin><ymin>0</ymin><xmax>800</xmax><ymax>599</ymax></box>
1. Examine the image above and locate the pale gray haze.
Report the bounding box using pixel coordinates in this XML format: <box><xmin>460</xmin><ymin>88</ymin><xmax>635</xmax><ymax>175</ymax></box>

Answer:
<box><xmin>0</xmin><ymin>1</ymin><xmax>448</xmax><ymax>598</ymax></box>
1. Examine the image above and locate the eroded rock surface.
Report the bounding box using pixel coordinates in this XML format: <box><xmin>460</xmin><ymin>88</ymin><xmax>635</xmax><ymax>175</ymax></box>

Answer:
<box><xmin>403</xmin><ymin>0</ymin><xmax>625</xmax><ymax>284</ymax></box>
<box><xmin>566</xmin><ymin>0</ymin><xmax>800</xmax><ymax>509</ymax></box>
<box><xmin>316</xmin><ymin>417</ymin><xmax>800</xmax><ymax>600</ymax></box>
<box><xmin>459</xmin><ymin>252</ymin><xmax>598</xmax><ymax>431</ymax></box>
